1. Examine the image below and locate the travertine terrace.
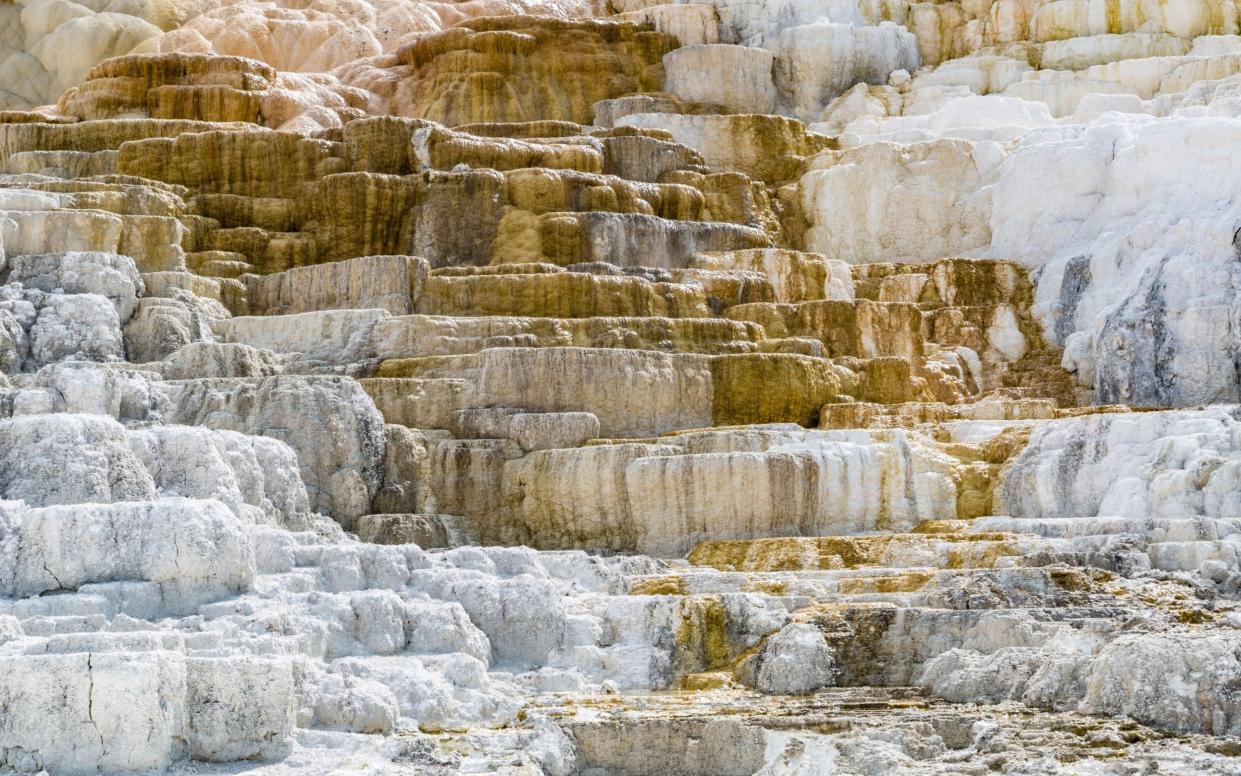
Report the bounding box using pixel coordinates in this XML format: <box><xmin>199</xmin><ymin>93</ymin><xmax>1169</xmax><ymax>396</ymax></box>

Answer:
<box><xmin>2</xmin><ymin>0</ymin><xmax>1241</xmax><ymax>773</ymax></box>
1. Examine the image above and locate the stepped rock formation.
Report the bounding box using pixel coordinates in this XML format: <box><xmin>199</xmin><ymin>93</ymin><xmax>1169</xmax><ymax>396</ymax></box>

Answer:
<box><xmin>3</xmin><ymin>0</ymin><xmax>1241</xmax><ymax>773</ymax></box>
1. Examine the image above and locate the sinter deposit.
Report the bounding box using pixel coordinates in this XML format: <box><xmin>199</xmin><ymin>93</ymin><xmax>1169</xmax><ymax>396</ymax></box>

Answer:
<box><xmin>2</xmin><ymin>0</ymin><xmax>1241</xmax><ymax>774</ymax></box>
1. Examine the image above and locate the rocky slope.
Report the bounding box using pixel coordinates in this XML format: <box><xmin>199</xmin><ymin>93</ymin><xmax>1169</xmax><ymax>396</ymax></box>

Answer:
<box><xmin>2</xmin><ymin>0</ymin><xmax>1241</xmax><ymax>774</ymax></box>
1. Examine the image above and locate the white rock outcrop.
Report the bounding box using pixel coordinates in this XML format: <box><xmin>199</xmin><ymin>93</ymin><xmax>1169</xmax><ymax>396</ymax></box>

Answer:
<box><xmin>752</xmin><ymin>623</ymin><xmax>836</xmax><ymax>694</ymax></box>
<box><xmin>0</xmin><ymin>498</ymin><xmax>253</xmax><ymax>613</ymax></box>
<box><xmin>163</xmin><ymin>376</ymin><xmax>387</xmax><ymax>524</ymax></box>
<box><xmin>997</xmin><ymin>407</ymin><xmax>1241</xmax><ymax>526</ymax></box>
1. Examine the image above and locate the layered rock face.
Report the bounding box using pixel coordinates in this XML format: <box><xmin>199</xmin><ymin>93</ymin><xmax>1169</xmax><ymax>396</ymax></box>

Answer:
<box><xmin>3</xmin><ymin>1</ymin><xmax>1241</xmax><ymax>775</ymax></box>
<box><xmin>0</xmin><ymin>0</ymin><xmax>598</xmax><ymax>112</ymax></box>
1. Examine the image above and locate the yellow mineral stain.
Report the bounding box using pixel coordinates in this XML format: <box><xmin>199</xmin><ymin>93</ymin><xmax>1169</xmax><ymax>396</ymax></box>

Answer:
<box><xmin>676</xmin><ymin>596</ymin><xmax>734</xmax><ymax>674</ymax></box>
<box><xmin>629</xmin><ymin>576</ymin><xmax>688</xmax><ymax>596</ymax></box>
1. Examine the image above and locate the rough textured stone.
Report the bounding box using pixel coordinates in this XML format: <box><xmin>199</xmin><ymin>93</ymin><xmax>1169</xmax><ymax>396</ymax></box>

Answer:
<box><xmin>5</xmin><ymin>1</ymin><xmax>1241</xmax><ymax>773</ymax></box>
<box><xmin>752</xmin><ymin>623</ymin><xmax>836</xmax><ymax>695</ymax></box>
<box><xmin>163</xmin><ymin>376</ymin><xmax>386</xmax><ymax>525</ymax></box>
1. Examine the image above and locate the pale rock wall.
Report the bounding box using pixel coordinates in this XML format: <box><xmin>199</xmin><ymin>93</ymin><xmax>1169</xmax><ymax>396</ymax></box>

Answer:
<box><xmin>217</xmin><ymin>308</ymin><xmax>389</xmax><ymax>371</ymax></box>
<box><xmin>766</xmin><ymin>21</ymin><xmax>919</xmax><ymax>119</ymax></box>
<box><xmin>917</xmin><ymin>627</ymin><xmax>1241</xmax><ymax>736</ymax></box>
<box><xmin>0</xmin><ymin>651</ymin><xmax>295</xmax><ymax>773</ymax></box>
<box><xmin>1080</xmin><ymin>633</ymin><xmax>1241</xmax><ymax>735</ymax></box>
<box><xmin>622</xmin><ymin>429</ymin><xmax>958</xmax><ymax>554</ymax></box>
<box><xmin>162</xmin><ymin>375</ymin><xmax>387</xmax><ymax>524</ymax></box>
<box><xmin>244</xmin><ymin>254</ymin><xmax>428</xmax><ymax>316</ymax></box>
<box><xmin>996</xmin><ymin>406</ymin><xmax>1241</xmax><ymax>523</ymax></box>
<box><xmin>158</xmin><ymin>341</ymin><xmax>284</xmax><ymax>379</ymax></box>
<box><xmin>128</xmin><ymin>425</ymin><xmax>312</xmax><ymax>526</ymax></box>
<box><xmin>997</xmin><ymin>119</ymin><xmax>1241</xmax><ymax>406</ymax></box>
<box><xmin>6</xmin><ymin>251</ymin><xmax>144</xmax><ymax>320</ymax></box>
<box><xmin>800</xmin><ymin>117</ymin><xmax>1241</xmax><ymax>406</ymax></box>
<box><xmin>800</xmin><ymin>139</ymin><xmax>998</xmax><ymax>264</ymax></box>
<box><xmin>0</xmin><ymin>413</ymin><xmax>156</xmax><ymax>505</ymax></box>
<box><xmin>474</xmin><ymin>346</ymin><xmax>714</xmax><ymax>437</ymax></box>
<box><xmin>0</xmin><ymin>651</ymin><xmax>189</xmax><ymax>774</ymax></box>
<box><xmin>663</xmin><ymin>44</ymin><xmax>778</xmax><ymax>114</ymax></box>
<box><xmin>752</xmin><ymin>623</ymin><xmax>836</xmax><ymax>694</ymax></box>
<box><xmin>487</xmin><ymin>427</ymin><xmax>957</xmax><ymax>555</ymax></box>
<box><xmin>0</xmin><ymin>498</ymin><xmax>254</xmax><ymax>612</ymax></box>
